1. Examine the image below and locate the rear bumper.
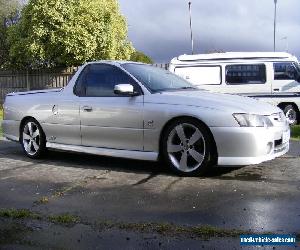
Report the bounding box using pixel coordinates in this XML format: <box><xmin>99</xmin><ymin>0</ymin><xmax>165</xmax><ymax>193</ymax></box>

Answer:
<box><xmin>210</xmin><ymin>126</ymin><xmax>290</xmax><ymax>166</ymax></box>
<box><xmin>2</xmin><ymin>120</ymin><xmax>20</xmax><ymax>142</ymax></box>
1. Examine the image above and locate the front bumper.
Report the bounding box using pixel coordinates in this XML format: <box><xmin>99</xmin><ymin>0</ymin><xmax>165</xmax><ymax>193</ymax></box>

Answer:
<box><xmin>210</xmin><ymin>125</ymin><xmax>290</xmax><ymax>166</ymax></box>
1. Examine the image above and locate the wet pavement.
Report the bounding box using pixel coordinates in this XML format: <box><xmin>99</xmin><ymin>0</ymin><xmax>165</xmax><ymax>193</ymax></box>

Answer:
<box><xmin>0</xmin><ymin>138</ymin><xmax>299</xmax><ymax>249</ymax></box>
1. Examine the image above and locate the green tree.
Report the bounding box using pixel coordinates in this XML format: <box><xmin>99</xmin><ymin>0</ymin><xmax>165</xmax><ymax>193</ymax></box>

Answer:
<box><xmin>0</xmin><ymin>0</ymin><xmax>20</xmax><ymax>68</ymax></box>
<box><xmin>7</xmin><ymin>0</ymin><xmax>134</xmax><ymax>69</ymax></box>
<box><xmin>130</xmin><ymin>50</ymin><xmax>153</xmax><ymax>64</ymax></box>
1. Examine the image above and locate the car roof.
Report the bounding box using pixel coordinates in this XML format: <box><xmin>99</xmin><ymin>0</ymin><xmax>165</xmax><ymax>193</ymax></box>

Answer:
<box><xmin>84</xmin><ymin>60</ymin><xmax>148</xmax><ymax>67</ymax></box>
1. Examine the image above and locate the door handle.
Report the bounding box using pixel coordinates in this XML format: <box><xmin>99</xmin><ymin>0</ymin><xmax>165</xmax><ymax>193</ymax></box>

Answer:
<box><xmin>273</xmin><ymin>88</ymin><xmax>280</xmax><ymax>92</ymax></box>
<box><xmin>82</xmin><ymin>106</ymin><xmax>93</xmax><ymax>112</ymax></box>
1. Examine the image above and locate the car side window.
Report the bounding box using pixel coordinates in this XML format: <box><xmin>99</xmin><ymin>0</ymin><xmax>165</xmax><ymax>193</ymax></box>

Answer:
<box><xmin>225</xmin><ymin>64</ymin><xmax>266</xmax><ymax>85</ymax></box>
<box><xmin>74</xmin><ymin>64</ymin><xmax>139</xmax><ymax>97</ymax></box>
<box><xmin>274</xmin><ymin>62</ymin><xmax>298</xmax><ymax>81</ymax></box>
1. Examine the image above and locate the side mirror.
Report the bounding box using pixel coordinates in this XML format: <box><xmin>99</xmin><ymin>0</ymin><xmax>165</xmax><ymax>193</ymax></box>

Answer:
<box><xmin>114</xmin><ymin>84</ymin><xmax>139</xmax><ymax>96</ymax></box>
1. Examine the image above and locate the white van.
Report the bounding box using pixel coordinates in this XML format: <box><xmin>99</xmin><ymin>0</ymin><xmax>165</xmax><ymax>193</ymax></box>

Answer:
<box><xmin>169</xmin><ymin>52</ymin><xmax>300</xmax><ymax>125</ymax></box>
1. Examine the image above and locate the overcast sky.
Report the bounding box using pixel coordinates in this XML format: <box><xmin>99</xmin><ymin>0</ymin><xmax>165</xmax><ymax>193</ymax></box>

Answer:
<box><xmin>118</xmin><ymin>0</ymin><xmax>300</xmax><ymax>63</ymax></box>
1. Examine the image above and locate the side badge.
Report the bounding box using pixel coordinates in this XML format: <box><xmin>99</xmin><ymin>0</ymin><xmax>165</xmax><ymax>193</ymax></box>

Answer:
<box><xmin>147</xmin><ymin>120</ymin><xmax>154</xmax><ymax>127</ymax></box>
<box><xmin>48</xmin><ymin>136</ymin><xmax>57</xmax><ymax>141</ymax></box>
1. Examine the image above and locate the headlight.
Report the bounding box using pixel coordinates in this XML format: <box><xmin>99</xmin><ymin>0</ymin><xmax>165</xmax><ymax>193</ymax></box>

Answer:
<box><xmin>233</xmin><ymin>113</ymin><xmax>273</xmax><ymax>127</ymax></box>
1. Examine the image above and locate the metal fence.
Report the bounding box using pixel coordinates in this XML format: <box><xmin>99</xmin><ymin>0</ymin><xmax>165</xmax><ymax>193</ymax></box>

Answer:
<box><xmin>0</xmin><ymin>63</ymin><xmax>169</xmax><ymax>104</ymax></box>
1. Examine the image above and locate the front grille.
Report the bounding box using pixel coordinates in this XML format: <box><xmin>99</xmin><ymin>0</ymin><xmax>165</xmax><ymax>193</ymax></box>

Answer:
<box><xmin>275</xmin><ymin>138</ymin><xmax>282</xmax><ymax>147</ymax></box>
<box><xmin>274</xmin><ymin>142</ymin><xmax>288</xmax><ymax>154</ymax></box>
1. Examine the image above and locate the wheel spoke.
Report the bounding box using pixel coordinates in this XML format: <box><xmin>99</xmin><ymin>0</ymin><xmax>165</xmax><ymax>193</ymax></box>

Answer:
<box><xmin>32</xmin><ymin>141</ymin><xmax>39</xmax><ymax>151</ymax></box>
<box><xmin>175</xmin><ymin>125</ymin><xmax>187</xmax><ymax>145</ymax></box>
<box><xmin>32</xmin><ymin>130</ymin><xmax>40</xmax><ymax>139</ymax></box>
<box><xmin>179</xmin><ymin>151</ymin><xmax>188</xmax><ymax>171</ymax></box>
<box><xmin>23</xmin><ymin>133</ymin><xmax>31</xmax><ymax>140</ymax></box>
<box><xmin>168</xmin><ymin>143</ymin><xmax>182</xmax><ymax>153</ymax></box>
<box><xmin>26</xmin><ymin>141</ymin><xmax>32</xmax><ymax>153</ymax></box>
<box><xmin>27</xmin><ymin>122</ymin><xmax>33</xmax><ymax>137</ymax></box>
<box><xmin>189</xmin><ymin>149</ymin><xmax>204</xmax><ymax>164</ymax></box>
<box><xmin>189</xmin><ymin>129</ymin><xmax>202</xmax><ymax>145</ymax></box>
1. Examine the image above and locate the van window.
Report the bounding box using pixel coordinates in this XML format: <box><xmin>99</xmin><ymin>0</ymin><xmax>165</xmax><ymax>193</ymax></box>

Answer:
<box><xmin>274</xmin><ymin>62</ymin><xmax>298</xmax><ymax>80</ymax></box>
<box><xmin>225</xmin><ymin>64</ymin><xmax>266</xmax><ymax>85</ymax></box>
<box><xmin>174</xmin><ymin>66</ymin><xmax>221</xmax><ymax>85</ymax></box>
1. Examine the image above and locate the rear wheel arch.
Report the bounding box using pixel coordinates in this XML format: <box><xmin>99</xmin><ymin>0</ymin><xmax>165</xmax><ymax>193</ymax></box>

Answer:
<box><xmin>19</xmin><ymin>117</ymin><xmax>44</xmax><ymax>141</ymax></box>
<box><xmin>159</xmin><ymin>116</ymin><xmax>218</xmax><ymax>166</ymax></box>
<box><xmin>19</xmin><ymin>117</ymin><xmax>47</xmax><ymax>159</ymax></box>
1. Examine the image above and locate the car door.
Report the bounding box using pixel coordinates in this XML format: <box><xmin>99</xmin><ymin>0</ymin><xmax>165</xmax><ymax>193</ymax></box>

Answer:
<box><xmin>74</xmin><ymin>63</ymin><xmax>144</xmax><ymax>150</ymax></box>
<box><xmin>43</xmin><ymin>92</ymin><xmax>81</xmax><ymax>146</ymax></box>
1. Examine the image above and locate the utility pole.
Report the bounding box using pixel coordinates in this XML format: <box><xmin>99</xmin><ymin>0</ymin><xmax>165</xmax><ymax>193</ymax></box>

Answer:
<box><xmin>188</xmin><ymin>2</ymin><xmax>194</xmax><ymax>54</ymax></box>
<box><xmin>273</xmin><ymin>0</ymin><xmax>278</xmax><ymax>52</ymax></box>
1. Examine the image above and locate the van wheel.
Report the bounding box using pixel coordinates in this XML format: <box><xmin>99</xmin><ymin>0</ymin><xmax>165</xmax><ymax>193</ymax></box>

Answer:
<box><xmin>283</xmin><ymin>105</ymin><xmax>298</xmax><ymax>126</ymax></box>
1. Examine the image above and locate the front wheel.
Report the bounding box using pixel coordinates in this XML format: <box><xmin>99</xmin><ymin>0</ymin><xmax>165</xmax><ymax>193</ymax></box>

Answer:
<box><xmin>20</xmin><ymin>118</ymin><xmax>46</xmax><ymax>159</ymax></box>
<box><xmin>283</xmin><ymin>105</ymin><xmax>298</xmax><ymax>126</ymax></box>
<box><xmin>162</xmin><ymin>119</ymin><xmax>215</xmax><ymax>176</ymax></box>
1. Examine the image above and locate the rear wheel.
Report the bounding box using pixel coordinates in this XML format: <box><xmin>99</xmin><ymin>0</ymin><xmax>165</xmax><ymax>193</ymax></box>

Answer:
<box><xmin>283</xmin><ymin>105</ymin><xmax>298</xmax><ymax>126</ymax></box>
<box><xmin>20</xmin><ymin>118</ymin><xmax>46</xmax><ymax>159</ymax></box>
<box><xmin>162</xmin><ymin>118</ymin><xmax>215</xmax><ymax>176</ymax></box>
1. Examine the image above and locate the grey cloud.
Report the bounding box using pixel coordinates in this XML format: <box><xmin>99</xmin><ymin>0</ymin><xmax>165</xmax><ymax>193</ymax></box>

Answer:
<box><xmin>119</xmin><ymin>0</ymin><xmax>300</xmax><ymax>62</ymax></box>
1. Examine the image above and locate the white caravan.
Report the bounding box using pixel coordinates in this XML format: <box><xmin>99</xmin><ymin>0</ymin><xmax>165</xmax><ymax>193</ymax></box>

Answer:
<box><xmin>169</xmin><ymin>52</ymin><xmax>300</xmax><ymax>125</ymax></box>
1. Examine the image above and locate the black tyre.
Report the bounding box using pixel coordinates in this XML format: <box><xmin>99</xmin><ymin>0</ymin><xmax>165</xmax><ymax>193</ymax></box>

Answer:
<box><xmin>283</xmin><ymin>105</ymin><xmax>298</xmax><ymax>126</ymax></box>
<box><xmin>161</xmin><ymin>118</ymin><xmax>216</xmax><ymax>176</ymax></box>
<box><xmin>20</xmin><ymin>118</ymin><xmax>46</xmax><ymax>159</ymax></box>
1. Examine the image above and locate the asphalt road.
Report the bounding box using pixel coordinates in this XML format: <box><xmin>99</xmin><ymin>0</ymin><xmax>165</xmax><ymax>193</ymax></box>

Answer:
<box><xmin>0</xmin><ymin>138</ymin><xmax>299</xmax><ymax>249</ymax></box>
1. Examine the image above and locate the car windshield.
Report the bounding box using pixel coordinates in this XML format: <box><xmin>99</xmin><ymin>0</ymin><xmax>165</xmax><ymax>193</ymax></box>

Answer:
<box><xmin>121</xmin><ymin>63</ymin><xmax>198</xmax><ymax>93</ymax></box>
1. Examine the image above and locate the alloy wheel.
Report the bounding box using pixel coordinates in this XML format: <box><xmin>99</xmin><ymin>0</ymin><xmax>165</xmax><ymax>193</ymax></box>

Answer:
<box><xmin>167</xmin><ymin>123</ymin><xmax>206</xmax><ymax>173</ymax></box>
<box><xmin>285</xmin><ymin>108</ymin><xmax>297</xmax><ymax>125</ymax></box>
<box><xmin>22</xmin><ymin>121</ymin><xmax>41</xmax><ymax>156</ymax></box>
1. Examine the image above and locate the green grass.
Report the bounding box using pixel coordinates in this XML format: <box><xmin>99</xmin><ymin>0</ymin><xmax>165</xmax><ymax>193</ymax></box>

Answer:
<box><xmin>0</xmin><ymin>208</ymin><xmax>283</xmax><ymax>239</ymax></box>
<box><xmin>48</xmin><ymin>214</ymin><xmax>79</xmax><ymax>224</ymax></box>
<box><xmin>0</xmin><ymin>208</ymin><xmax>41</xmax><ymax>220</ymax></box>
<box><xmin>115</xmin><ymin>222</ymin><xmax>247</xmax><ymax>238</ymax></box>
<box><xmin>34</xmin><ymin>196</ymin><xmax>49</xmax><ymax>205</ymax></box>
<box><xmin>291</xmin><ymin>125</ymin><xmax>300</xmax><ymax>141</ymax></box>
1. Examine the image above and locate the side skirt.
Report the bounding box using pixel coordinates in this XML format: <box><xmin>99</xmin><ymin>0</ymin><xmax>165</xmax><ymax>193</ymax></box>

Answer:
<box><xmin>46</xmin><ymin>142</ymin><xmax>158</xmax><ymax>161</ymax></box>
<box><xmin>4</xmin><ymin>134</ymin><xmax>19</xmax><ymax>142</ymax></box>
